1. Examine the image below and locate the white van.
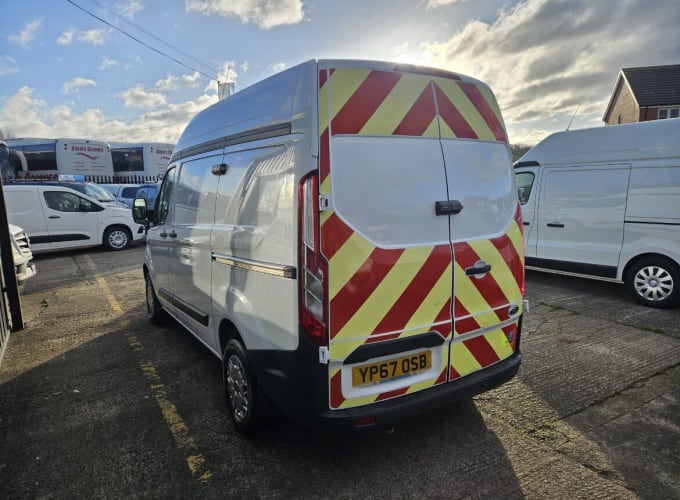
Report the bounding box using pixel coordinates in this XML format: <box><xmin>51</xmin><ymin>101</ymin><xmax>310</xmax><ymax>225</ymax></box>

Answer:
<box><xmin>135</xmin><ymin>59</ymin><xmax>526</xmax><ymax>433</ymax></box>
<box><xmin>515</xmin><ymin>119</ymin><xmax>680</xmax><ymax>308</ymax></box>
<box><xmin>4</xmin><ymin>182</ymin><xmax>145</xmax><ymax>252</ymax></box>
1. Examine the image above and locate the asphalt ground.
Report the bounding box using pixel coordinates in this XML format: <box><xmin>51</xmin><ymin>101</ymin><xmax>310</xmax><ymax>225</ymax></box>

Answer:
<box><xmin>1</xmin><ymin>244</ymin><xmax>678</xmax><ymax>499</ymax></box>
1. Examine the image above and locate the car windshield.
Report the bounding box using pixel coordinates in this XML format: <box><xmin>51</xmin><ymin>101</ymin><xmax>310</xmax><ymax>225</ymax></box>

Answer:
<box><xmin>80</xmin><ymin>183</ymin><xmax>117</xmax><ymax>202</ymax></box>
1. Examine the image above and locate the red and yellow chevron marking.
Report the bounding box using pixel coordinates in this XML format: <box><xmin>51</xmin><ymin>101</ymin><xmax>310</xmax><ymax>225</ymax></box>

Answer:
<box><xmin>449</xmin><ymin>324</ymin><xmax>517</xmax><ymax>380</ymax></box>
<box><xmin>321</xmin><ymin>212</ymin><xmax>453</xmax><ymax>362</ymax></box>
<box><xmin>317</xmin><ymin>66</ymin><xmax>522</xmax><ymax>410</ymax></box>
<box><xmin>449</xmin><ymin>205</ymin><xmax>524</xmax><ymax>379</ymax></box>
<box><xmin>318</xmin><ymin>67</ymin><xmax>508</xmax><ymax>191</ymax></box>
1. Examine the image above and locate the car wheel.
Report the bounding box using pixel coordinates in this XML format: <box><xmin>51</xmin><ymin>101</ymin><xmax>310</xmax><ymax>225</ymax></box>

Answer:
<box><xmin>103</xmin><ymin>226</ymin><xmax>131</xmax><ymax>250</ymax></box>
<box><xmin>223</xmin><ymin>339</ymin><xmax>260</xmax><ymax>435</ymax></box>
<box><xmin>624</xmin><ymin>256</ymin><xmax>680</xmax><ymax>308</ymax></box>
<box><xmin>145</xmin><ymin>273</ymin><xmax>167</xmax><ymax>325</ymax></box>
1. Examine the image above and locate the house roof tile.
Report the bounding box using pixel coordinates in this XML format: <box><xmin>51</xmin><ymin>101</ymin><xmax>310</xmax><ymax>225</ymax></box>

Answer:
<box><xmin>622</xmin><ymin>64</ymin><xmax>680</xmax><ymax>107</ymax></box>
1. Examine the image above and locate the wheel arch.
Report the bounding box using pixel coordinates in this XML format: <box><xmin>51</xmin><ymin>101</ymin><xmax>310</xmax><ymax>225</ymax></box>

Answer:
<box><xmin>622</xmin><ymin>252</ymin><xmax>680</xmax><ymax>282</ymax></box>
<box><xmin>219</xmin><ymin>318</ymin><xmax>245</xmax><ymax>359</ymax></box>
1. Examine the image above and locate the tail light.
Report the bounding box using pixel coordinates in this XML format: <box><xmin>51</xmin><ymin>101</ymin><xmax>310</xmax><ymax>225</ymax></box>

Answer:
<box><xmin>298</xmin><ymin>173</ymin><xmax>328</xmax><ymax>345</ymax></box>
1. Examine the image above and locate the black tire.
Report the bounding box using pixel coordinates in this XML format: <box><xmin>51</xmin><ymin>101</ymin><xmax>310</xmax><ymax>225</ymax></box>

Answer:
<box><xmin>145</xmin><ymin>273</ymin><xmax>167</xmax><ymax>325</ymax></box>
<box><xmin>223</xmin><ymin>339</ymin><xmax>260</xmax><ymax>435</ymax></box>
<box><xmin>103</xmin><ymin>226</ymin><xmax>131</xmax><ymax>250</ymax></box>
<box><xmin>624</xmin><ymin>256</ymin><xmax>680</xmax><ymax>309</ymax></box>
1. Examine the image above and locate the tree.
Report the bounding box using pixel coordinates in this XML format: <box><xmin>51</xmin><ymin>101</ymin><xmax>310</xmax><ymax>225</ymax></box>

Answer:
<box><xmin>510</xmin><ymin>143</ymin><xmax>531</xmax><ymax>162</ymax></box>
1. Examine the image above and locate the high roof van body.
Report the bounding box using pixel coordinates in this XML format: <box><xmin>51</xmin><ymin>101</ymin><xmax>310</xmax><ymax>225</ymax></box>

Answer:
<box><xmin>515</xmin><ymin>119</ymin><xmax>680</xmax><ymax>308</ymax></box>
<box><xmin>135</xmin><ymin>59</ymin><xmax>526</xmax><ymax>432</ymax></box>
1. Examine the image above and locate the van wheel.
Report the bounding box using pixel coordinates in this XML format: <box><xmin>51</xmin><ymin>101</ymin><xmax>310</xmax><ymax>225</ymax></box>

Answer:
<box><xmin>223</xmin><ymin>339</ymin><xmax>260</xmax><ymax>435</ymax></box>
<box><xmin>625</xmin><ymin>256</ymin><xmax>680</xmax><ymax>308</ymax></box>
<box><xmin>145</xmin><ymin>273</ymin><xmax>167</xmax><ymax>325</ymax></box>
<box><xmin>104</xmin><ymin>226</ymin><xmax>131</xmax><ymax>250</ymax></box>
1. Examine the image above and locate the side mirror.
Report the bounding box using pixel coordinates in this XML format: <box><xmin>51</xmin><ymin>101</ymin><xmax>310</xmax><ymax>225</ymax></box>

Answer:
<box><xmin>132</xmin><ymin>197</ymin><xmax>149</xmax><ymax>225</ymax></box>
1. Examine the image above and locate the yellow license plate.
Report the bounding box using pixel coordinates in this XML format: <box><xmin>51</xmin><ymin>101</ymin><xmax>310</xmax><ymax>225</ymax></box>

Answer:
<box><xmin>352</xmin><ymin>351</ymin><xmax>432</xmax><ymax>387</ymax></box>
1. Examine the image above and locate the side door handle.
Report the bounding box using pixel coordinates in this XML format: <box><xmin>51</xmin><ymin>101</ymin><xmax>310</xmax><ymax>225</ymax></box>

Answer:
<box><xmin>48</xmin><ymin>215</ymin><xmax>61</xmax><ymax>219</ymax></box>
<box><xmin>547</xmin><ymin>222</ymin><xmax>565</xmax><ymax>228</ymax></box>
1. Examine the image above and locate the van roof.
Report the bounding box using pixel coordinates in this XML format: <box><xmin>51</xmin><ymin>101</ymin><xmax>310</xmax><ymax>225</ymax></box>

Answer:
<box><xmin>172</xmin><ymin>59</ymin><xmax>492</xmax><ymax>163</ymax></box>
<box><xmin>516</xmin><ymin>119</ymin><xmax>680</xmax><ymax>167</ymax></box>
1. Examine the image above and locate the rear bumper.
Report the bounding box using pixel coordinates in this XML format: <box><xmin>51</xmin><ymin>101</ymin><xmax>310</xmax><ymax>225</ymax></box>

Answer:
<box><xmin>311</xmin><ymin>352</ymin><xmax>522</xmax><ymax>429</ymax></box>
<box><xmin>251</xmin><ymin>336</ymin><xmax>521</xmax><ymax>430</ymax></box>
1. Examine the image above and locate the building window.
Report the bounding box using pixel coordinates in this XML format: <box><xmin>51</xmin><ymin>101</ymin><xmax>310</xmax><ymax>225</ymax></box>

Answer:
<box><xmin>658</xmin><ymin>107</ymin><xmax>680</xmax><ymax>119</ymax></box>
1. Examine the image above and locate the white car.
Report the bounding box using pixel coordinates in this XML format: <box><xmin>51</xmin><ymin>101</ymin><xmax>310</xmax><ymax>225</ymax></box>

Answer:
<box><xmin>3</xmin><ymin>182</ymin><xmax>145</xmax><ymax>253</ymax></box>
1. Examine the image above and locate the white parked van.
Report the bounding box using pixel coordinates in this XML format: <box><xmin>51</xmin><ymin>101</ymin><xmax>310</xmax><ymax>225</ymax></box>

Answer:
<box><xmin>515</xmin><ymin>119</ymin><xmax>680</xmax><ymax>308</ymax></box>
<box><xmin>135</xmin><ymin>59</ymin><xmax>526</xmax><ymax>433</ymax></box>
<box><xmin>4</xmin><ymin>182</ymin><xmax>145</xmax><ymax>252</ymax></box>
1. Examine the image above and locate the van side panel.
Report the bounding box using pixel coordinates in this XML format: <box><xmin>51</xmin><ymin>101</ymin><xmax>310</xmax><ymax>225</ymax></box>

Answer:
<box><xmin>211</xmin><ymin>144</ymin><xmax>300</xmax><ymax>352</ymax></box>
<box><xmin>4</xmin><ymin>189</ymin><xmax>51</xmax><ymax>251</ymax></box>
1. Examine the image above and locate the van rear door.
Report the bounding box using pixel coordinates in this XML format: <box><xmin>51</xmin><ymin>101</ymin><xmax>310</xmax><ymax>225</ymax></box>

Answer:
<box><xmin>434</xmin><ymin>76</ymin><xmax>524</xmax><ymax>382</ymax></box>
<box><xmin>319</xmin><ymin>62</ymin><xmax>523</xmax><ymax>411</ymax></box>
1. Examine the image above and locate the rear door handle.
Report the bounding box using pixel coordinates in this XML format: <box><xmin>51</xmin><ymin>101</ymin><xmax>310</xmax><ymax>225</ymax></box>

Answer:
<box><xmin>465</xmin><ymin>260</ymin><xmax>491</xmax><ymax>277</ymax></box>
<box><xmin>48</xmin><ymin>215</ymin><xmax>60</xmax><ymax>219</ymax></box>
<box><xmin>435</xmin><ymin>199</ymin><xmax>463</xmax><ymax>215</ymax></box>
<box><xmin>547</xmin><ymin>222</ymin><xmax>565</xmax><ymax>228</ymax></box>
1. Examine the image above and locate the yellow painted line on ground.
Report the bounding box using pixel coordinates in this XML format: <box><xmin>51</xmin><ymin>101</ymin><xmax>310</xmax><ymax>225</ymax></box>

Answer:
<box><xmin>83</xmin><ymin>255</ymin><xmax>213</xmax><ymax>482</ymax></box>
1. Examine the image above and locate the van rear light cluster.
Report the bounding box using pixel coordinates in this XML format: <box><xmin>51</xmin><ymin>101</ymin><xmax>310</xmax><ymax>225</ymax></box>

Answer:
<box><xmin>299</xmin><ymin>174</ymin><xmax>328</xmax><ymax>346</ymax></box>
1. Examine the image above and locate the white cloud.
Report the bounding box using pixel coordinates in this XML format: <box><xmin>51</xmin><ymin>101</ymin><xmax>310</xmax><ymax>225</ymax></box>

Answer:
<box><xmin>271</xmin><ymin>62</ymin><xmax>286</xmax><ymax>73</ymax></box>
<box><xmin>185</xmin><ymin>0</ymin><xmax>304</xmax><ymax>29</ymax></box>
<box><xmin>0</xmin><ymin>55</ymin><xmax>19</xmax><ymax>76</ymax></box>
<box><xmin>8</xmin><ymin>17</ymin><xmax>43</xmax><ymax>48</ymax></box>
<box><xmin>100</xmin><ymin>58</ymin><xmax>120</xmax><ymax>70</ymax></box>
<box><xmin>0</xmin><ymin>86</ymin><xmax>208</xmax><ymax>143</ymax></box>
<box><xmin>117</xmin><ymin>85</ymin><xmax>167</xmax><ymax>109</ymax></box>
<box><xmin>57</xmin><ymin>29</ymin><xmax>75</xmax><ymax>46</ymax></box>
<box><xmin>62</xmin><ymin>78</ymin><xmax>97</xmax><ymax>94</ymax></box>
<box><xmin>419</xmin><ymin>0</ymin><xmax>680</xmax><ymax>144</ymax></box>
<box><xmin>423</xmin><ymin>0</ymin><xmax>467</xmax><ymax>7</ymax></box>
<box><xmin>155</xmin><ymin>71</ymin><xmax>201</xmax><ymax>91</ymax></box>
<box><xmin>77</xmin><ymin>29</ymin><xmax>106</xmax><ymax>46</ymax></box>
<box><xmin>117</xmin><ymin>0</ymin><xmax>144</xmax><ymax>19</ymax></box>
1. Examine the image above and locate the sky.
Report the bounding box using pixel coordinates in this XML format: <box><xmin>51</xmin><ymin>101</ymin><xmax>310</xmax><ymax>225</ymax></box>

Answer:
<box><xmin>1</xmin><ymin>0</ymin><xmax>679</xmax><ymax>146</ymax></box>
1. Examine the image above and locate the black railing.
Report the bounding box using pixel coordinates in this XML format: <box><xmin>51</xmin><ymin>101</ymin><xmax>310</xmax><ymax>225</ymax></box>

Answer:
<box><xmin>18</xmin><ymin>173</ymin><xmax>161</xmax><ymax>184</ymax></box>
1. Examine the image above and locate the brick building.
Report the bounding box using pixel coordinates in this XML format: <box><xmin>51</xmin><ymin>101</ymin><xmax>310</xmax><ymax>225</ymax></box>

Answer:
<box><xmin>603</xmin><ymin>64</ymin><xmax>680</xmax><ymax>125</ymax></box>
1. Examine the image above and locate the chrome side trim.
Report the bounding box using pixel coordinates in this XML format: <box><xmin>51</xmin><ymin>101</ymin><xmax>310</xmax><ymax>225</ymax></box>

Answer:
<box><xmin>212</xmin><ymin>253</ymin><xmax>297</xmax><ymax>279</ymax></box>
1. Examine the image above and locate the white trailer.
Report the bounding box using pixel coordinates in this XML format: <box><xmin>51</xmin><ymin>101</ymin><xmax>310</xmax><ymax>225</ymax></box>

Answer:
<box><xmin>110</xmin><ymin>142</ymin><xmax>174</xmax><ymax>180</ymax></box>
<box><xmin>5</xmin><ymin>138</ymin><xmax>114</xmax><ymax>180</ymax></box>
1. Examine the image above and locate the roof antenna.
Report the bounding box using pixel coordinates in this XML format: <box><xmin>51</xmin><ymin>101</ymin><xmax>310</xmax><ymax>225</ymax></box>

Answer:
<box><xmin>566</xmin><ymin>104</ymin><xmax>581</xmax><ymax>130</ymax></box>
